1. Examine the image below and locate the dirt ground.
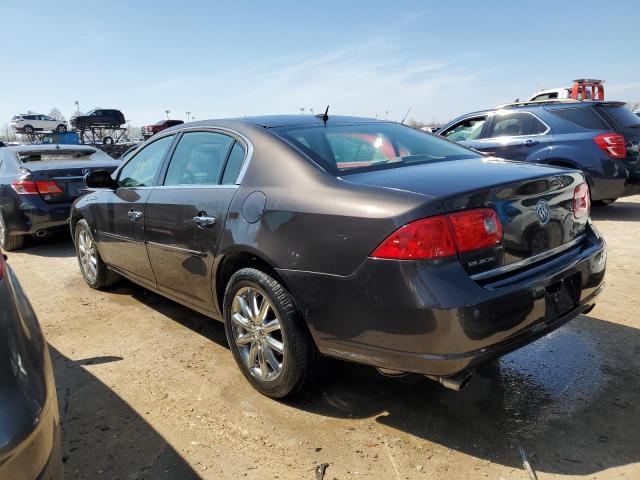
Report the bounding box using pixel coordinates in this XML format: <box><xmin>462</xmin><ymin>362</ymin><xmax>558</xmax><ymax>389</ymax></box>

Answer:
<box><xmin>7</xmin><ymin>195</ymin><xmax>640</xmax><ymax>480</ymax></box>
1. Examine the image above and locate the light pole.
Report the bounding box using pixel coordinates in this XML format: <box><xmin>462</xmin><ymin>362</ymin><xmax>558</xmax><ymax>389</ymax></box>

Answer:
<box><xmin>385</xmin><ymin>110</ymin><xmax>389</xmax><ymax>120</ymax></box>
<box><xmin>186</xmin><ymin>111</ymin><xmax>191</xmax><ymax>122</ymax></box>
<box><xmin>300</xmin><ymin>108</ymin><xmax>305</xmax><ymax>115</ymax></box>
<box><xmin>310</xmin><ymin>108</ymin><xmax>314</xmax><ymax>115</ymax></box>
<box><xmin>165</xmin><ymin>110</ymin><xmax>170</xmax><ymax>119</ymax></box>
<box><xmin>74</xmin><ymin>100</ymin><xmax>79</xmax><ymax>113</ymax></box>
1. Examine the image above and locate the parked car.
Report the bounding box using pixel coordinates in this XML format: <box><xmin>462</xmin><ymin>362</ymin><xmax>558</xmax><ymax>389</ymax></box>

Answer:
<box><xmin>11</xmin><ymin>114</ymin><xmax>68</xmax><ymax>134</ymax></box>
<box><xmin>41</xmin><ymin>131</ymin><xmax>81</xmax><ymax>145</ymax></box>
<box><xmin>436</xmin><ymin>101</ymin><xmax>640</xmax><ymax>204</ymax></box>
<box><xmin>0</xmin><ymin>144</ymin><xmax>120</xmax><ymax>250</ymax></box>
<box><xmin>71</xmin><ymin>109</ymin><xmax>125</xmax><ymax>129</ymax></box>
<box><xmin>0</xmin><ymin>251</ymin><xmax>63</xmax><ymax>479</ymax></box>
<box><xmin>71</xmin><ymin>115</ymin><xmax>605</xmax><ymax>398</ymax></box>
<box><xmin>142</xmin><ymin>119</ymin><xmax>184</xmax><ymax>139</ymax></box>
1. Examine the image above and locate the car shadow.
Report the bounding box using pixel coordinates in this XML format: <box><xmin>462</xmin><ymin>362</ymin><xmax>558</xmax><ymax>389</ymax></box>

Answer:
<box><xmin>591</xmin><ymin>199</ymin><xmax>640</xmax><ymax>222</ymax></box>
<box><xmin>50</xmin><ymin>347</ymin><xmax>200</xmax><ymax>480</ymax></box>
<box><xmin>17</xmin><ymin>232</ymin><xmax>76</xmax><ymax>258</ymax></box>
<box><xmin>109</xmin><ymin>280</ymin><xmax>640</xmax><ymax>477</ymax></box>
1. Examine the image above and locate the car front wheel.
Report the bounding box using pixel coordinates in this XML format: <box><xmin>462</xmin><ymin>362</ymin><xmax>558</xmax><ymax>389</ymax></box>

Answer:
<box><xmin>74</xmin><ymin>219</ymin><xmax>119</xmax><ymax>289</ymax></box>
<box><xmin>223</xmin><ymin>268</ymin><xmax>321</xmax><ymax>398</ymax></box>
<box><xmin>22</xmin><ymin>125</ymin><xmax>33</xmax><ymax>134</ymax></box>
<box><xmin>56</xmin><ymin>124</ymin><xmax>67</xmax><ymax>132</ymax></box>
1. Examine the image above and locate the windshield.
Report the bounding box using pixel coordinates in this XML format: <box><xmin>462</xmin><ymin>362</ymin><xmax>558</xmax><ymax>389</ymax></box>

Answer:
<box><xmin>274</xmin><ymin>122</ymin><xmax>480</xmax><ymax>175</ymax></box>
<box><xmin>17</xmin><ymin>149</ymin><xmax>98</xmax><ymax>162</ymax></box>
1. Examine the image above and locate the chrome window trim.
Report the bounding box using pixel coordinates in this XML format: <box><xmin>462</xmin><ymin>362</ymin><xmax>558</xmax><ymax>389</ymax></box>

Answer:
<box><xmin>470</xmin><ymin>235</ymin><xmax>586</xmax><ymax>281</ymax></box>
<box><xmin>151</xmin><ymin>184</ymin><xmax>239</xmax><ymax>190</ymax></box>
<box><xmin>487</xmin><ymin>110</ymin><xmax>551</xmax><ymax>138</ymax></box>
<box><xmin>166</xmin><ymin>125</ymin><xmax>254</xmax><ymax>185</ymax></box>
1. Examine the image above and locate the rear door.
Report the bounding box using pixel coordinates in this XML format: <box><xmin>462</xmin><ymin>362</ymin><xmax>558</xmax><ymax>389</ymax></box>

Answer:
<box><xmin>144</xmin><ymin>130</ymin><xmax>246</xmax><ymax>311</ymax></box>
<box><xmin>472</xmin><ymin>111</ymin><xmax>552</xmax><ymax>161</ymax></box>
<box><xmin>94</xmin><ymin>134</ymin><xmax>176</xmax><ymax>285</ymax></box>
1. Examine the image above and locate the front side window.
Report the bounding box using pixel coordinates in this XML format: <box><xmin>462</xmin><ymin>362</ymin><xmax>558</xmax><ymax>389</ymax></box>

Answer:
<box><xmin>489</xmin><ymin>112</ymin><xmax>547</xmax><ymax>137</ymax></box>
<box><xmin>118</xmin><ymin>135</ymin><xmax>174</xmax><ymax>187</ymax></box>
<box><xmin>441</xmin><ymin>116</ymin><xmax>487</xmax><ymax>141</ymax></box>
<box><xmin>164</xmin><ymin>132</ymin><xmax>233</xmax><ymax>186</ymax></box>
<box><xmin>274</xmin><ymin>122</ymin><xmax>480</xmax><ymax>175</ymax></box>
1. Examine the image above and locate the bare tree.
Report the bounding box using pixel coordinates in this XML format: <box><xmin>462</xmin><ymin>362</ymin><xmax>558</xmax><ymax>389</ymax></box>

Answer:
<box><xmin>49</xmin><ymin>107</ymin><xmax>65</xmax><ymax>121</ymax></box>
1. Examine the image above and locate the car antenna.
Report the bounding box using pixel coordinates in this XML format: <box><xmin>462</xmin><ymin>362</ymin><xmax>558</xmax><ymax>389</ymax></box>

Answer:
<box><xmin>400</xmin><ymin>107</ymin><xmax>412</xmax><ymax>124</ymax></box>
<box><xmin>316</xmin><ymin>105</ymin><xmax>330</xmax><ymax>124</ymax></box>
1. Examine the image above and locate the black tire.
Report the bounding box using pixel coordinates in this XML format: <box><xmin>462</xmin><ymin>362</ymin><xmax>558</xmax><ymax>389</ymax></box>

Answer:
<box><xmin>74</xmin><ymin>219</ymin><xmax>120</xmax><ymax>289</ymax></box>
<box><xmin>223</xmin><ymin>268</ymin><xmax>321</xmax><ymax>398</ymax></box>
<box><xmin>0</xmin><ymin>213</ymin><xmax>24</xmax><ymax>251</ymax></box>
<box><xmin>102</xmin><ymin>136</ymin><xmax>114</xmax><ymax>145</ymax></box>
<box><xmin>22</xmin><ymin>125</ymin><xmax>33</xmax><ymax>134</ymax></box>
<box><xmin>56</xmin><ymin>124</ymin><xmax>67</xmax><ymax>133</ymax></box>
<box><xmin>593</xmin><ymin>198</ymin><xmax>617</xmax><ymax>206</ymax></box>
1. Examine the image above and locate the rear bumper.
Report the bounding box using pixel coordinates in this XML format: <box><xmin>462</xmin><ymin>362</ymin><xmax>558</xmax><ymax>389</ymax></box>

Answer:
<box><xmin>278</xmin><ymin>224</ymin><xmax>606</xmax><ymax>376</ymax></box>
<box><xmin>5</xmin><ymin>196</ymin><xmax>71</xmax><ymax>235</ymax></box>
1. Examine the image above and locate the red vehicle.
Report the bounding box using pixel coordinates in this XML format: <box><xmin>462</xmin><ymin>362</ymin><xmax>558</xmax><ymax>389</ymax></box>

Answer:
<box><xmin>142</xmin><ymin>119</ymin><xmax>184</xmax><ymax>139</ymax></box>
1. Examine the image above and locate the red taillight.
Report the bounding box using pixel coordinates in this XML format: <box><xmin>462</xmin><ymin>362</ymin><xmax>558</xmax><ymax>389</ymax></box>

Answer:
<box><xmin>573</xmin><ymin>182</ymin><xmax>590</xmax><ymax>219</ymax></box>
<box><xmin>594</xmin><ymin>132</ymin><xmax>626</xmax><ymax>159</ymax></box>
<box><xmin>11</xmin><ymin>180</ymin><xmax>62</xmax><ymax>195</ymax></box>
<box><xmin>372</xmin><ymin>208</ymin><xmax>503</xmax><ymax>260</ymax></box>
<box><xmin>448</xmin><ymin>208</ymin><xmax>503</xmax><ymax>253</ymax></box>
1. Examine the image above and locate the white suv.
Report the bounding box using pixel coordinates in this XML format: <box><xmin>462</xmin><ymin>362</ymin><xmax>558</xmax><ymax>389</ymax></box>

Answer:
<box><xmin>11</xmin><ymin>114</ymin><xmax>68</xmax><ymax>133</ymax></box>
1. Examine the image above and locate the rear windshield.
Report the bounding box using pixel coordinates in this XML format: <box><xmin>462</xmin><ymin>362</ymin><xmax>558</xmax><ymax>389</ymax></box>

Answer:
<box><xmin>548</xmin><ymin>107</ymin><xmax>610</xmax><ymax>130</ymax></box>
<box><xmin>17</xmin><ymin>149</ymin><xmax>99</xmax><ymax>162</ymax></box>
<box><xmin>597</xmin><ymin>105</ymin><xmax>640</xmax><ymax>129</ymax></box>
<box><xmin>273</xmin><ymin>122</ymin><xmax>480</xmax><ymax>175</ymax></box>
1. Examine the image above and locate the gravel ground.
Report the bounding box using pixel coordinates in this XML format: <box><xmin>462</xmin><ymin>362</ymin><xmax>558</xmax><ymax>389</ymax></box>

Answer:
<box><xmin>7</xmin><ymin>195</ymin><xmax>640</xmax><ymax>480</ymax></box>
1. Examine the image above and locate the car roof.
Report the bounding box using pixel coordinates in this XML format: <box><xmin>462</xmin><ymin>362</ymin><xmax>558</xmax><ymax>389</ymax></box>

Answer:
<box><xmin>184</xmin><ymin>114</ymin><xmax>380</xmax><ymax>129</ymax></box>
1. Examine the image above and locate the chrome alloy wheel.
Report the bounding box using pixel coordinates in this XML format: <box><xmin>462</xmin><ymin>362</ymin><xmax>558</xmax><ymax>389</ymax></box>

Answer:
<box><xmin>78</xmin><ymin>229</ymin><xmax>98</xmax><ymax>283</ymax></box>
<box><xmin>231</xmin><ymin>286</ymin><xmax>284</xmax><ymax>381</ymax></box>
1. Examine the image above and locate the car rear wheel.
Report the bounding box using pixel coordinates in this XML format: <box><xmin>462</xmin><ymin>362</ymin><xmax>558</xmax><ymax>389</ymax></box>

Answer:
<box><xmin>223</xmin><ymin>268</ymin><xmax>321</xmax><ymax>398</ymax></box>
<box><xmin>102</xmin><ymin>136</ymin><xmax>114</xmax><ymax>145</ymax></box>
<box><xmin>56</xmin><ymin>124</ymin><xmax>67</xmax><ymax>133</ymax></box>
<box><xmin>0</xmin><ymin>214</ymin><xmax>24</xmax><ymax>251</ymax></box>
<box><xmin>74</xmin><ymin>219</ymin><xmax>119</xmax><ymax>289</ymax></box>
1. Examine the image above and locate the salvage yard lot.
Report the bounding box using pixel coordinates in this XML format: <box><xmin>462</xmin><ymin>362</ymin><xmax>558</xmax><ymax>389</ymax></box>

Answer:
<box><xmin>8</xmin><ymin>195</ymin><xmax>640</xmax><ymax>480</ymax></box>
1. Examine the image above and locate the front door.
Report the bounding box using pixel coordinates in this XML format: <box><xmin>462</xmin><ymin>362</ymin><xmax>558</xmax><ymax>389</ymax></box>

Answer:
<box><xmin>145</xmin><ymin>131</ymin><xmax>246</xmax><ymax>310</ymax></box>
<box><xmin>96</xmin><ymin>134</ymin><xmax>176</xmax><ymax>285</ymax></box>
<box><xmin>468</xmin><ymin>111</ymin><xmax>551</xmax><ymax>162</ymax></box>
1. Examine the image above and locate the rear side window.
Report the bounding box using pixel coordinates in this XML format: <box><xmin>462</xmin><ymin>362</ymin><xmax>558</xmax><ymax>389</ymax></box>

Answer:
<box><xmin>164</xmin><ymin>132</ymin><xmax>233</xmax><ymax>186</ymax></box>
<box><xmin>548</xmin><ymin>107</ymin><xmax>610</xmax><ymax>130</ymax></box>
<box><xmin>221</xmin><ymin>141</ymin><xmax>246</xmax><ymax>184</ymax></box>
<box><xmin>597</xmin><ymin>105</ymin><xmax>640</xmax><ymax>129</ymax></box>
<box><xmin>489</xmin><ymin>112</ymin><xmax>547</xmax><ymax>137</ymax></box>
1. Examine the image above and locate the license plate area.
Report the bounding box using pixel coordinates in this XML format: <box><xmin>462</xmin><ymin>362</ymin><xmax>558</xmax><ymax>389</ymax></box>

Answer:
<box><xmin>545</xmin><ymin>273</ymin><xmax>581</xmax><ymax>320</ymax></box>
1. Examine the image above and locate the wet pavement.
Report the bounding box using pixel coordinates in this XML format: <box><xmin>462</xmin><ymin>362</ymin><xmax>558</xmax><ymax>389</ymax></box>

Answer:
<box><xmin>6</xmin><ymin>195</ymin><xmax>640</xmax><ymax>479</ymax></box>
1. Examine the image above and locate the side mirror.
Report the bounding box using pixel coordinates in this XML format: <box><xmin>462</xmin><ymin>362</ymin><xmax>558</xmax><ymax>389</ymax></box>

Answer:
<box><xmin>85</xmin><ymin>170</ymin><xmax>116</xmax><ymax>189</ymax></box>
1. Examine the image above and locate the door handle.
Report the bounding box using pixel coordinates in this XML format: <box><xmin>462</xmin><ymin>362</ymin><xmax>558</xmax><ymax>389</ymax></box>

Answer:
<box><xmin>523</xmin><ymin>139</ymin><xmax>539</xmax><ymax>146</ymax></box>
<box><xmin>128</xmin><ymin>209</ymin><xmax>143</xmax><ymax>221</ymax></box>
<box><xmin>192</xmin><ymin>214</ymin><xmax>216</xmax><ymax>228</ymax></box>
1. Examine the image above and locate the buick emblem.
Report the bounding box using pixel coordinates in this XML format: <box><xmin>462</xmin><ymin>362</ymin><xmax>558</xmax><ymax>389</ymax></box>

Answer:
<box><xmin>82</xmin><ymin>168</ymin><xmax>91</xmax><ymax>175</ymax></box>
<box><xmin>535</xmin><ymin>200</ymin><xmax>550</xmax><ymax>225</ymax></box>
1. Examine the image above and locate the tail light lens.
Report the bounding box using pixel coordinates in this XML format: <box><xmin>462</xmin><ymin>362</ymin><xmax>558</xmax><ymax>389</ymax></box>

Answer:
<box><xmin>11</xmin><ymin>180</ymin><xmax>63</xmax><ymax>195</ymax></box>
<box><xmin>372</xmin><ymin>208</ymin><xmax>503</xmax><ymax>260</ymax></box>
<box><xmin>573</xmin><ymin>182</ymin><xmax>590</xmax><ymax>219</ymax></box>
<box><xmin>594</xmin><ymin>132</ymin><xmax>626</xmax><ymax>159</ymax></box>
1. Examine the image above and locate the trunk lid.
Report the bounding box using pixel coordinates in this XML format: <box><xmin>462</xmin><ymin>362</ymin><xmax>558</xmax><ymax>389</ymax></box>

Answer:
<box><xmin>344</xmin><ymin>158</ymin><xmax>588</xmax><ymax>277</ymax></box>
<box><xmin>20</xmin><ymin>158</ymin><xmax>120</xmax><ymax>203</ymax></box>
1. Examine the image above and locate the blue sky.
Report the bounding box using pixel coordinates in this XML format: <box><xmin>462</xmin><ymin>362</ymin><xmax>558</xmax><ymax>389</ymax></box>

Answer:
<box><xmin>1</xmin><ymin>0</ymin><xmax>638</xmax><ymax>126</ymax></box>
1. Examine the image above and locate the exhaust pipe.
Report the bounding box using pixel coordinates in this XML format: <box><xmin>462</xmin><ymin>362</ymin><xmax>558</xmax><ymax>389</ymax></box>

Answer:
<box><xmin>34</xmin><ymin>230</ymin><xmax>48</xmax><ymax>237</ymax></box>
<box><xmin>425</xmin><ymin>372</ymin><xmax>472</xmax><ymax>391</ymax></box>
